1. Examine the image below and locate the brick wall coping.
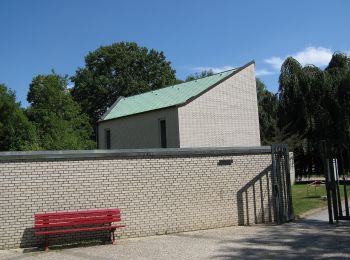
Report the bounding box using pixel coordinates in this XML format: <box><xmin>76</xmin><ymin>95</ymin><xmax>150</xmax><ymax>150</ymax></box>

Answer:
<box><xmin>0</xmin><ymin>146</ymin><xmax>271</xmax><ymax>161</ymax></box>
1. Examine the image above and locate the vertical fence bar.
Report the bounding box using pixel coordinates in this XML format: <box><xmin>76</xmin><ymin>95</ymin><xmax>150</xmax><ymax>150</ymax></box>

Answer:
<box><xmin>280</xmin><ymin>147</ymin><xmax>288</xmax><ymax>222</ymax></box>
<box><xmin>276</xmin><ymin>147</ymin><xmax>284</xmax><ymax>223</ymax></box>
<box><xmin>321</xmin><ymin>141</ymin><xmax>334</xmax><ymax>224</ymax></box>
<box><xmin>283</xmin><ymin>145</ymin><xmax>294</xmax><ymax>221</ymax></box>
<box><xmin>271</xmin><ymin>145</ymin><xmax>280</xmax><ymax>224</ymax></box>
<box><xmin>334</xmin><ymin>149</ymin><xmax>343</xmax><ymax>218</ymax></box>
<box><xmin>329</xmin><ymin>145</ymin><xmax>339</xmax><ymax>223</ymax></box>
<box><xmin>337</xmin><ymin>144</ymin><xmax>350</xmax><ymax>219</ymax></box>
<box><xmin>344</xmin><ymin>144</ymin><xmax>350</xmax><ymax>217</ymax></box>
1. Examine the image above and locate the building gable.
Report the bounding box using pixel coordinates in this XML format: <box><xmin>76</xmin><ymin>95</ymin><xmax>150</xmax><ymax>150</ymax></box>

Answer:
<box><xmin>178</xmin><ymin>63</ymin><xmax>260</xmax><ymax>147</ymax></box>
<box><xmin>99</xmin><ymin>61</ymin><xmax>255</xmax><ymax>122</ymax></box>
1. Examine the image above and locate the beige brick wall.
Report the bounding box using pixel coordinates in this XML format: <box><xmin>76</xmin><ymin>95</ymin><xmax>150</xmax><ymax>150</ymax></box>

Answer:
<box><xmin>0</xmin><ymin>148</ymin><xmax>273</xmax><ymax>249</ymax></box>
<box><xmin>178</xmin><ymin>63</ymin><xmax>261</xmax><ymax>147</ymax></box>
<box><xmin>98</xmin><ymin>107</ymin><xmax>180</xmax><ymax>149</ymax></box>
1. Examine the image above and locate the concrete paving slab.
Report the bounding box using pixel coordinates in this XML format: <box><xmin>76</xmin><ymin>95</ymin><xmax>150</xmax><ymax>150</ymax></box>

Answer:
<box><xmin>1</xmin><ymin>209</ymin><xmax>349</xmax><ymax>260</ymax></box>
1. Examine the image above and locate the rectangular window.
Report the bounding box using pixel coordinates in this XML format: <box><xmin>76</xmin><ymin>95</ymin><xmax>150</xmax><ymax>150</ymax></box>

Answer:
<box><xmin>159</xmin><ymin>119</ymin><xmax>167</xmax><ymax>148</ymax></box>
<box><xmin>105</xmin><ymin>129</ymin><xmax>111</xmax><ymax>149</ymax></box>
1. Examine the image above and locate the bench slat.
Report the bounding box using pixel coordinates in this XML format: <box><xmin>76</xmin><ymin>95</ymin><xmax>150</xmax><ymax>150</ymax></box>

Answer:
<box><xmin>35</xmin><ymin>217</ymin><xmax>121</xmax><ymax>228</ymax></box>
<box><xmin>35</xmin><ymin>212</ymin><xmax>120</xmax><ymax>222</ymax></box>
<box><xmin>34</xmin><ymin>208</ymin><xmax>125</xmax><ymax>250</ymax></box>
<box><xmin>35</xmin><ymin>209</ymin><xmax>120</xmax><ymax>218</ymax></box>
<box><xmin>35</xmin><ymin>215</ymin><xmax>120</xmax><ymax>224</ymax></box>
<box><xmin>35</xmin><ymin>225</ymin><xmax>126</xmax><ymax>235</ymax></box>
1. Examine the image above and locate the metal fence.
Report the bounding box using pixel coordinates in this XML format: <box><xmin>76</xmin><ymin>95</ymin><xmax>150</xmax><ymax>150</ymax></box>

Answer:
<box><xmin>320</xmin><ymin>141</ymin><xmax>350</xmax><ymax>223</ymax></box>
<box><xmin>271</xmin><ymin>144</ymin><xmax>294</xmax><ymax>224</ymax></box>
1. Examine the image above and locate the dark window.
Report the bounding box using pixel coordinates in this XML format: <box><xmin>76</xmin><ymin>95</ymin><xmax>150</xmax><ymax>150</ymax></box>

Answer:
<box><xmin>159</xmin><ymin>120</ymin><xmax>167</xmax><ymax>148</ymax></box>
<box><xmin>105</xmin><ymin>129</ymin><xmax>111</xmax><ymax>149</ymax></box>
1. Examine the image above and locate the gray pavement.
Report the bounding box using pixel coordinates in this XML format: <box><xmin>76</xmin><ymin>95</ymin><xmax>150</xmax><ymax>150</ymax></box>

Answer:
<box><xmin>1</xmin><ymin>209</ymin><xmax>349</xmax><ymax>260</ymax></box>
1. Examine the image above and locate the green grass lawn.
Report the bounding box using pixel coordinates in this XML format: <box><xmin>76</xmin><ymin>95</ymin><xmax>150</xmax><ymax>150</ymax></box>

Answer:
<box><xmin>292</xmin><ymin>183</ymin><xmax>347</xmax><ymax>217</ymax></box>
<box><xmin>292</xmin><ymin>184</ymin><xmax>328</xmax><ymax>217</ymax></box>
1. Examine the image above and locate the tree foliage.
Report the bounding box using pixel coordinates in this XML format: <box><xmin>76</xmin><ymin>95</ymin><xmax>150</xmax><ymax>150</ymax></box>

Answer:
<box><xmin>0</xmin><ymin>84</ymin><xmax>39</xmax><ymax>151</ymax></box>
<box><xmin>275</xmin><ymin>53</ymin><xmax>350</xmax><ymax>177</ymax></box>
<box><xmin>2</xmin><ymin>42</ymin><xmax>349</xmax><ymax>164</ymax></box>
<box><xmin>277</xmin><ymin>53</ymin><xmax>350</xmax><ymax>143</ymax></box>
<box><xmin>26</xmin><ymin>72</ymin><xmax>95</xmax><ymax>150</ymax></box>
<box><xmin>71</xmin><ymin>42</ymin><xmax>177</xmax><ymax>126</ymax></box>
<box><xmin>185</xmin><ymin>70</ymin><xmax>214</xmax><ymax>82</ymax></box>
<box><xmin>256</xmin><ymin>79</ymin><xmax>279</xmax><ymax>144</ymax></box>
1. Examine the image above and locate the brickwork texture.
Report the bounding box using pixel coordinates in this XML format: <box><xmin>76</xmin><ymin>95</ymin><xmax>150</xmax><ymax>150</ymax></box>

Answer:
<box><xmin>178</xmin><ymin>63</ymin><xmax>260</xmax><ymax>147</ymax></box>
<box><xmin>0</xmin><ymin>149</ymin><xmax>275</xmax><ymax>249</ymax></box>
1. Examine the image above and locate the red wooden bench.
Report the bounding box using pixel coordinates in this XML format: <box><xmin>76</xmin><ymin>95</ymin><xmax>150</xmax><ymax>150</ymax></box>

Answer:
<box><xmin>34</xmin><ymin>208</ymin><xmax>125</xmax><ymax>251</ymax></box>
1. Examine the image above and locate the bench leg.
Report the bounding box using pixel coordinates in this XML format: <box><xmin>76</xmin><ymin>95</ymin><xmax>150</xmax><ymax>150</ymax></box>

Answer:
<box><xmin>111</xmin><ymin>229</ymin><xmax>116</xmax><ymax>245</ymax></box>
<box><xmin>44</xmin><ymin>235</ymin><xmax>49</xmax><ymax>252</ymax></box>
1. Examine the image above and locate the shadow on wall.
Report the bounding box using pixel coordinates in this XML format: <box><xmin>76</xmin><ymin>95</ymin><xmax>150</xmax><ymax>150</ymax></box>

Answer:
<box><xmin>237</xmin><ymin>166</ymin><xmax>274</xmax><ymax>225</ymax></box>
<box><xmin>20</xmin><ymin>227</ymin><xmax>37</xmax><ymax>249</ymax></box>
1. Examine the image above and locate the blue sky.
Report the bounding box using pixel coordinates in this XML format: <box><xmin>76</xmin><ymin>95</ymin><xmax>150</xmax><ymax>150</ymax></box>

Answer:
<box><xmin>1</xmin><ymin>0</ymin><xmax>349</xmax><ymax>107</ymax></box>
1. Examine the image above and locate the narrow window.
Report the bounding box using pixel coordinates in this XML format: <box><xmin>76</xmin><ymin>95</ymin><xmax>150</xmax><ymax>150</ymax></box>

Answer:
<box><xmin>105</xmin><ymin>129</ymin><xmax>111</xmax><ymax>149</ymax></box>
<box><xmin>159</xmin><ymin>119</ymin><xmax>167</xmax><ymax>148</ymax></box>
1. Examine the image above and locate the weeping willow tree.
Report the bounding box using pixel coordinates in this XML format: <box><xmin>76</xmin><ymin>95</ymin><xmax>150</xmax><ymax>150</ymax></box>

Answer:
<box><xmin>276</xmin><ymin>53</ymin><xmax>350</xmax><ymax>178</ymax></box>
<box><xmin>256</xmin><ymin>78</ymin><xmax>279</xmax><ymax>145</ymax></box>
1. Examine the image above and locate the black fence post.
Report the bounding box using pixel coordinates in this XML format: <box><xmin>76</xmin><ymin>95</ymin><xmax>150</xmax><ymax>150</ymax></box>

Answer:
<box><xmin>321</xmin><ymin>141</ymin><xmax>334</xmax><ymax>224</ymax></box>
<box><xmin>271</xmin><ymin>144</ymin><xmax>294</xmax><ymax>224</ymax></box>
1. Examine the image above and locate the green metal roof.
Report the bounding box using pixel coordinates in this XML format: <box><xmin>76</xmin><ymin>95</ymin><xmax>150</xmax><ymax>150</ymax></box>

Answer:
<box><xmin>101</xmin><ymin>68</ymin><xmax>237</xmax><ymax>121</ymax></box>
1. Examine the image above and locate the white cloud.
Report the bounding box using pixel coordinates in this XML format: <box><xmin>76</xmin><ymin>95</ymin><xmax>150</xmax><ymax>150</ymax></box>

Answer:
<box><xmin>264</xmin><ymin>57</ymin><xmax>284</xmax><ymax>70</ymax></box>
<box><xmin>255</xmin><ymin>69</ymin><xmax>275</xmax><ymax>76</ymax></box>
<box><xmin>293</xmin><ymin>46</ymin><xmax>333</xmax><ymax>66</ymax></box>
<box><xmin>188</xmin><ymin>47</ymin><xmax>348</xmax><ymax>79</ymax></box>
<box><xmin>191</xmin><ymin>65</ymin><xmax>236</xmax><ymax>73</ymax></box>
<box><xmin>264</xmin><ymin>46</ymin><xmax>334</xmax><ymax>71</ymax></box>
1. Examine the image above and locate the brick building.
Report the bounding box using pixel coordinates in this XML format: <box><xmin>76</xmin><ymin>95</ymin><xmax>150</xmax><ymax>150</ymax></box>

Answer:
<box><xmin>97</xmin><ymin>61</ymin><xmax>260</xmax><ymax>149</ymax></box>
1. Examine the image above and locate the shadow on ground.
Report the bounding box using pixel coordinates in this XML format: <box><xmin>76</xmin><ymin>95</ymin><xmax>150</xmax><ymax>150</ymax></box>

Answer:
<box><xmin>210</xmin><ymin>219</ymin><xmax>350</xmax><ymax>259</ymax></box>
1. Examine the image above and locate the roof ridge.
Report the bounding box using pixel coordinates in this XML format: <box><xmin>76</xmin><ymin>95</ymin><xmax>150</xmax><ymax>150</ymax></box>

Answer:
<box><xmin>100</xmin><ymin>60</ymin><xmax>255</xmax><ymax>121</ymax></box>
<box><xmin>183</xmin><ymin>67</ymin><xmax>237</xmax><ymax>83</ymax></box>
<box><xmin>120</xmin><ymin>67</ymin><xmax>237</xmax><ymax>101</ymax></box>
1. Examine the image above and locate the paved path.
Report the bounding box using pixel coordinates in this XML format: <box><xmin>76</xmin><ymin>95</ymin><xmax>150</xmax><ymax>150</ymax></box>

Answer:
<box><xmin>1</xmin><ymin>209</ymin><xmax>349</xmax><ymax>260</ymax></box>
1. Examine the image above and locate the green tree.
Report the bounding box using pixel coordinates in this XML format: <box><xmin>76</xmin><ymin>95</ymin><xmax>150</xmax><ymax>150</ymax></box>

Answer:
<box><xmin>0</xmin><ymin>84</ymin><xmax>39</xmax><ymax>151</ymax></box>
<box><xmin>185</xmin><ymin>70</ymin><xmax>214</xmax><ymax>82</ymax></box>
<box><xmin>71</xmin><ymin>42</ymin><xmax>177</xmax><ymax>127</ymax></box>
<box><xmin>299</xmin><ymin>65</ymin><xmax>328</xmax><ymax>140</ymax></box>
<box><xmin>27</xmin><ymin>72</ymin><xmax>95</xmax><ymax>150</ymax></box>
<box><xmin>336</xmin><ymin>73</ymin><xmax>350</xmax><ymax>140</ymax></box>
<box><xmin>277</xmin><ymin>57</ymin><xmax>309</xmax><ymax>177</ymax></box>
<box><xmin>256</xmin><ymin>79</ymin><xmax>279</xmax><ymax>144</ymax></box>
<box><xmin>278</xmin><ymin>57</ymin><xmax>305</xmax><ymax>134</ymax></box>
<box><xmin>275</xmin><ymin>53</ymin><xmax>350</xmax><ymax>178</ymax></box>
<box><xmin>325</xmin><ymin>53</ymin><xmax>350</xmax><ymax>141</ymax></box>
